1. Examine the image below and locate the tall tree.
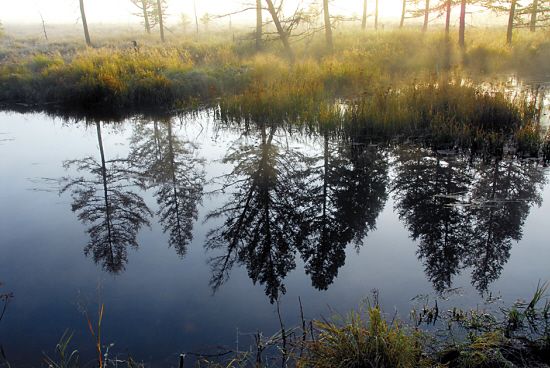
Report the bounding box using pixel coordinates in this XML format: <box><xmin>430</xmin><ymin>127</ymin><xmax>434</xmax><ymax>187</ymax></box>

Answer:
<box><xmin>375</xmin><ymin>0</ymin><xmax>379</xmax><ymax>29</ymax></box>
<box><xmin>445</xmin><ymin>0</ymin><xmax>452</xmax><ymax>36</ymax></box>
<box><xmin>156</xmin><ymin>0</ymin><xmax>165</xmax><ymax>42</ymax></box>
<box><xmin>323</xmin><ymin>0</ymin><xmax>334</xmax><ymax>51</ymax></box>
<box><xmin>79</xmin><ymin>0</ymin><xmax>91</xmax><ymax>46</ymax></box>
<box><xmin>362</xmin><ymin>0</ymin><xmax>368</xmax><ymax>29</ymax></box>
<box><xmin>400</xmin><ymin>0</ymin><xmax>407</xmax><ymax>28</ymax></box>
<box><xmin>256</xmin><ymin>0</ymin><xmax>263</xmax><ymax>50</ymax></box>
<box><xmin>194</xmin><ymin>0</ymin><xmax>199</xmax><ymax>36</ymax></box>
<box><xmin>459</xmin><ymin>0</ymin><xmax>467</xmax><ymax>48</ymax></box>
<box><xmin>423</xmin><ymin>0</ymin><xmax>431</xmax><ymax>31</ymax></box>
<box><xmin>530</xmin><ymin>0</ymin><xmax>539</xmax><ymax>31</ymax></box>
<box><xmin>265</xmin><ymin>0</ymin><xmax>295</xmax><ymax>62</ymax></box>
<box><xmin>507</xmin><ymin>0</ymin><xmax>518</xmax><ymax>44</ymax></box>
<box><xmin>130</xmin><ymin>0</ymin><xmax>152</xmax><ymax>34</ymax></box>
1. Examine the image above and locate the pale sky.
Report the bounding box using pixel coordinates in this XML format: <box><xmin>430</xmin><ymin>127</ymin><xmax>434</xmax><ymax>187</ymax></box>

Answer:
<box><xmin>1</xmin><ymin>0</ymin><xmax>420</xmax><ymax>25</ymax></box>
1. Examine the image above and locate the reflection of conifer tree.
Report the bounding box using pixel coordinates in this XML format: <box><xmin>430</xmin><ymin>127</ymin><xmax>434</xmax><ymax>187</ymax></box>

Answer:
<box><xmin>61</xmin><ymin>122</ymin><xmax>152</xmax><ymax>273</ymax></box>
<box><xmin>298</xmin><ymin>134</ymin><xmax>389</xmax><ymax>290</ymax></box>
<box><xmin>206</xmin><ymin>124</ymin><xmax>303</xmax><ymax>302</ymax></box>
<box><xmin>465</xmin><ymin>159</ymin><xmax>545</xmax><ymax>292</ymax></box>
<box><xmin>129</xmin><ymin>119</ymin><xmax>205</xmax><ymax>257</ymax></box>
<box><xmin>392</xmin><ymin>147</ymin><xmax>472</xmax><ymax>292</ymax></box>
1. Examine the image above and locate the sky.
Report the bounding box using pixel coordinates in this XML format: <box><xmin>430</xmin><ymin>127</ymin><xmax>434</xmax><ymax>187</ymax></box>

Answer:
<box><xmin>0</xmin><ymin>0</ymin><xmax>418</xmax><ymax>25</ymax></box>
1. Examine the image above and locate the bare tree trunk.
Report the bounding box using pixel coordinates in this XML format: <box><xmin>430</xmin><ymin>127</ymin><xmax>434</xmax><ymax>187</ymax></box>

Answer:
<box><xmin>507</xmin><ymin>0</ymin><xmax>517</xmax><ymax>45</ymax></box>
<box><xmin>39</xmin><ymin>12</ymin><xmax>48</xmax><ymax>41</ymax></box>
<box><xmin>423</xmin><ymin>0</ymin><xmax>430</xmax><ymax>32</ymax></box>
<box><xmin>157</xmin><ymin>0</ymin><xmax>165</xmax><ymax>42</ymax></box>
<box><xmin>265</xmin><ymin>0</ymin><xmax>295</xmax><ymax>62</ymax></box>
<box><xmin>362</xmin><ymin>0</ymin><xmax>367</xmax><ymax>30</ymax></box>
<box><xmin>256</xmin><ymin>0</ymin><xmax>262</xmax><ymax>50</ymax></box>
<box><xmin>79</xmin><ymin>0</ymin><xmax>91</xmax><ymax>46</ymax></box>
<box><xmin>459</xmin><ymin>0</ymin><xmax>466</xmax><ymax>49</ymax></box>
<box><xmin>400</xmin><ymin>0</ymin><xmax>406</xmax><ymax>28</ymax></box>
<box><xmin>194</xmin><ymin>0</ymin><xmax>199</xmax><ymax>36</ymax></box>
<box><xmin>141</xmin><ymin>0</ymin><xmax>151</xmax><ymax>34</ymax></box>
<box><xmin>530</xmin><ymin>0</ymin><xmax>539</xmax><ymax>32</ymax></box>
<box><xmin>323</xmin><ymin>0</ymin><xmax>333</xmax><ymax>52</ymax></box>
<box><xmin>374</xmin><ymin>0</ymin><xmax>379</xmax><ymax>30</ymax></box>
<box><xmin>445</xmin><ymin>0</ymin><xmax>451</xmax><ymax>38</ymax></box>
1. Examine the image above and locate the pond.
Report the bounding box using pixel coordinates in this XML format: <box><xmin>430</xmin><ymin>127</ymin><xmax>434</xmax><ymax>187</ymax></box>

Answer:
<box><xmin>1</xmin><ymin>109</ymin><xmax>550</xmax><ymax>366</ymax></box>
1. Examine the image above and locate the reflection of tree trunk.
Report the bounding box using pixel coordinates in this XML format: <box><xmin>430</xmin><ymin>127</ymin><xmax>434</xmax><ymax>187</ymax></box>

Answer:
<box><xmin>323</xmin><ymin>0</ymin><xmax>333</xmax><ymax>52</ymax></box>
<box><xmin>157</xmin><ymin>0</ymin><xmax>165</xmax><ymax>42</ymax></box>
<box><xmin>79</xmin><ymin>0</ymin><xmax>91</xmax><ymax>46</ymax></box>
<box><xmin>507</xmin><ymin>0</ymin><xmax>517</xmax><ymax>44</ymax></box>
<box><xmin>423</xmin><ymin>0</ymin><xmax>430</xmax><ymax>32</ymax></box>
<box><xmin>167</xmin><ymin>122</ymin><xmax>182</xmax><ymax>241</ymax></box>
<box><xmin>96</xmin><ymin>122</ymin><xmax>113</xmax><ymax>256</ymax></box>
<box><xmin>530</xmin><ymin>0</ymin><xmax>539</xmax><ymax>32</ymax></box>
<box><xmin>265</xmin><ymin>0</ymin><xmax>295</xmax><ymax>62</ymax></box>
<box><xmin>323</xmin><ymin>134</ymin><xmax>329</xmax><ymax>219</ymax></box>
<box><xmin>459</xmin><ymin>0</ymin><xmax>466</xmax><ymax>48</ymax></box>
<box><xmin>362</xmin><ymin>0</ymin><xmax>368</xmax><ymax>30</ymax></box>
<box><xmin>256</xmin><ymin>0</ymin><xmax>262</xmax><ymax>50</ymax></box>
<box><xmin>400</xmin><ymin>0</ymin><xmax>406</xmax><ymax>28</ymax></box>
<box><xmin>141</xmin><ymin>0</ymin><xmax>151</xmax><ymax>33</ymax></box>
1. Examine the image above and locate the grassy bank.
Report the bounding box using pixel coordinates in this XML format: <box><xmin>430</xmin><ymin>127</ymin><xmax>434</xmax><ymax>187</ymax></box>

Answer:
<box><xmin>1</xmin><ymin>28</ymin><xmax>549</xmax><ymax>157</ymax></box>
<box><xmin>1</xmin><ymin>29</ymin><xmax>549</xmax><ymax>109</ymax></box>
<box><xmin>33</xmin><ymin>284</ymin><xmax>550</xmax><ymax>368</ymax></box>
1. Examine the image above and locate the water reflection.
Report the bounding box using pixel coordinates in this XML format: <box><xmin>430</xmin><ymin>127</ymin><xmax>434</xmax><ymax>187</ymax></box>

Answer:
<box><xmin>392</xmin><ymin>146</ymin><xmax>545</xmax><ymax>293</ymax></box>
<box><xmin>205</xmin><ymin>124</ymin><xmax>304</xmax><ymax>302</ymax></box>
<box><xmin>296</xmin><ymin>133</ymin><xmax>388</xmax><ymax>290</ymax></box>
<box><xmin>57</xmin><ymin>117</ymin><xmax>547</xmax><ymax>298</ymax></box>
<box><xmin>464</xmin><ymin>159</ymin><xmax>544</xmax><ymax>292</ymax></box>
<box><xmin>60</xmin><ymin>121</ymin><xmax>152</xmax><ymax>273</ymax></box>
<box><xmin>128</xmin><ymin>118</ymin><xmax>205</xmax><ymax>257</ymax></box>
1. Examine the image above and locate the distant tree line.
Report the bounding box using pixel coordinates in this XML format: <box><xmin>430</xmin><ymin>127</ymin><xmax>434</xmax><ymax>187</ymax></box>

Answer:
<box><xmin>59</xmin><ymin>1</ymin><xmax>550</xmax><ymax>54</ymax></box>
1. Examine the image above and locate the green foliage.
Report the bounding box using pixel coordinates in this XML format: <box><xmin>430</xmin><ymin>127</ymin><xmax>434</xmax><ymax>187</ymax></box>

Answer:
<box><xmin>299</xmin><ymin>306</ymin><xmax>424</xmax><ymax>368</ymax></box>
<box><xmin>43</xmin><ymin>331</ymin><xmax>80</xmax><ymax>368</ymax></box>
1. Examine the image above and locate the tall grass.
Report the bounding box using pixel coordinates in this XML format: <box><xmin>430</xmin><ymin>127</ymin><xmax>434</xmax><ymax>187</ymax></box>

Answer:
<box><xmin>1</xmin><ymin>28</ymin><xmax>549</xmax><ymax>110</ymax></box>
<box><xmin>299</xmin><ymin>307</ymin><xmax>423</xmax><ymax>368</ymax></box>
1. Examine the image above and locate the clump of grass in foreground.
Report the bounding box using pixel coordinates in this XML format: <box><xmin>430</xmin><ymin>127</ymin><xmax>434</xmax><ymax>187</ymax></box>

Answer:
<box><xmin>298</xmin><ymin>306</ymin><xmax>424</xmax><ymax>368</ymax></box>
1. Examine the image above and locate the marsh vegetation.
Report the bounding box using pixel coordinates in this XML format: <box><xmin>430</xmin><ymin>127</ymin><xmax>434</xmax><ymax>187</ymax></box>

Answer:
<box><xmin>1</xmin><ymin>0</ymin><xmax>550</xmax><ymax>366</ymax></box>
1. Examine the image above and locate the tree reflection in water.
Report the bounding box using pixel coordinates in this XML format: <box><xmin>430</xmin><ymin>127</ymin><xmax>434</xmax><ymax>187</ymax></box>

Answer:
<box><xmin>297</xmin><ymin>133</ymin><xmax>389</xmax><ymax>290</ymax></box>
<box><xmin>205</xmin><ymin>123</ymin><xmax>303</xmax><ymax>302</ymax></box>
<box><xmin>58</xmin><ymin>117</ymin><xmax>547</xmax><ymax>298</ymax></box>
<box><xmin>128</xmin><ymin>118</ymin><xmax>205</xmax><ymax>257</ymax></box>
<box><xmin>464</xmin><ymin>159</ymin><xmax>544</xmax><ymax>292</ymax></box>
<box><xmin>205</xmin><ymin>125</ymin><xmax>389</xmax><ymax>301</ymax></box>
<box><xmin>393</xmin><ymin>145</ymin><xmax>545</xmax><ymax>294</ymax></box>
<box><xmin>61</xmin><ymin>121</ymin><xmax>152</xmax><ymax>273</ymax></box>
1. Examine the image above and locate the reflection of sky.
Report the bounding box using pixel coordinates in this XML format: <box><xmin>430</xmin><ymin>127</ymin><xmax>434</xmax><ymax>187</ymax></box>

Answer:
<box><xmin>0</xmin><ymin>112</ymin><xmax>550</xmax><ymax>366</ymax></box>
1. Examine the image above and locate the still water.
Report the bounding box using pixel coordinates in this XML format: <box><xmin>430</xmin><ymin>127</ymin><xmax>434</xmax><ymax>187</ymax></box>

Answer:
<box><xmin>1</xmin><ymin>110</ymin><xmax>550</xmax><ymax>366</ymax></box>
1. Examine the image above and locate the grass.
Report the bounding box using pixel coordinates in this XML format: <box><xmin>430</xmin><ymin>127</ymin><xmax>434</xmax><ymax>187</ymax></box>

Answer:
<box><xmin>1</xmin><ymin>27</ymin><xmax>549</xmax><ymax>108</ymax></box>
<box><xmin>299</xmin><ymin>307</ymin><xmax>423</xmax><ymax>368</ymax></box>
<box><xmin>1</xmin><ymin>27</ymin><xmax>549</xmax><ymax>157</ymax></box>
<box><xmin>35</xmin><ymin>284</ymin><xmax>550</xmax><ymax>368</ymax></box>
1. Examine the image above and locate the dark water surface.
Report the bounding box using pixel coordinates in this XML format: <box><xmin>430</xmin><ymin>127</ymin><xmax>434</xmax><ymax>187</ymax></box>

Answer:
<box><xmin>1</xmin><ymin>111</ymin><xmax>550</xmax><ymax>366</ymax></box>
